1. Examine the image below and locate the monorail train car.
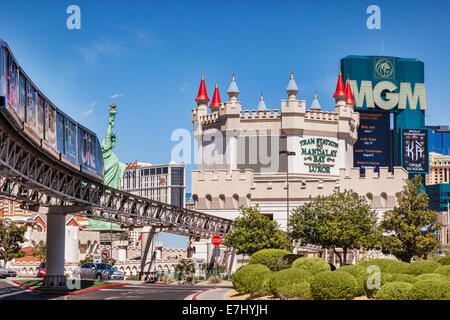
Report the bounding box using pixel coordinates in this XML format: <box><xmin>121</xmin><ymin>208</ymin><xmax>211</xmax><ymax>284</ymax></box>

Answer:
<box><xmin>0</xmin><ymin>38</ymin><xmax>104</xmax><ymax>181</ymax></box>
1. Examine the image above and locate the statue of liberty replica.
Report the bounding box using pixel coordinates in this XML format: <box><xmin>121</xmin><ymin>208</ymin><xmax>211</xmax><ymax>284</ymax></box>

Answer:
<box><xmin>86</xmin><ymin>104</ymin><xmax>126</xmax><ymax>232</ymax></box>
<box><xmin>102</xmin><ymin>104</ymin><xmax>127</xmax><ymax>189</ymax></box>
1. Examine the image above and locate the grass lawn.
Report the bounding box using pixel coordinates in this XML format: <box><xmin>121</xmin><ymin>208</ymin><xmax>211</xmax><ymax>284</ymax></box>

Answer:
<box><xmin>19</xmin><ymin>279</ymin><xmax>114</xmax><ymax>293</ymax></box>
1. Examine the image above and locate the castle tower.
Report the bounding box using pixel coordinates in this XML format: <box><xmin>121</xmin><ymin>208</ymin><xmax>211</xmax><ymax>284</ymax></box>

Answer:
<box><xmin>286</xmin><ymin>71</ymin><xmax>299</xmax><ymax>101</ymax></box>
<box><xmin>195</xmin><ymin>73</ymin><xmax>210</xmax><ymax>116</ymax></box>
<box><xmin>210</xmin><ymin>82</ymin><xmax>221</xmax><ymax>112</ymax></box>
<box><xmin>257</xmin><ymin>92</ymin><xmax>267</xmax><ymax>110</ymax></box>
<box><xmin>310</xmin><ymin>90</ymin><xmax>321</xmax><ymax>110</ymax></box>
<box><xmin>227</xmin><ymin>73</ymin><xmax>239</xmax><ymax>102</ymax></box>
<box><xmin>345</xmin><ymin>78</ymin><xmax>356</xmax><ymax>108</ymax></box>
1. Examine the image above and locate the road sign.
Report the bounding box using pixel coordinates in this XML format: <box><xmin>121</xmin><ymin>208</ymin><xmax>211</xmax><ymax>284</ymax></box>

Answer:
<box><xmin>93</xmin><ymin>254</ymin><xmax>101</xmax><ymax>263</ymax></box>
<box><xmin>101</xmin><ymin>249</ymin><xmax>111</xmax><ymax>260</ymax></box>
<box><xmin>212</xmin><ymin>246</ymin><xmax>221</xmax><ymax>257</ymax></box>
<box><xmin>211</xmin><ymin>235</ymin><xmax>222</xmax><ymax>246</ymax></box>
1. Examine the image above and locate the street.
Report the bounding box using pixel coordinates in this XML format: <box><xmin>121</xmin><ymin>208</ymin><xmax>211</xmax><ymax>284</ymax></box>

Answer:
<box><xmin>0</xmin><ymin>279</ymin><xmax>226</xmax><ymax>300</ymax></box>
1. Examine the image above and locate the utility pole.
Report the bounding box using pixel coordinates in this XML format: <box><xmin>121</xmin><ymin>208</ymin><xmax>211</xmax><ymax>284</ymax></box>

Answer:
<box><xmin>279</xmin><ymin>148</ymin><xmax>296</xmax><ymax>231</ymax></box>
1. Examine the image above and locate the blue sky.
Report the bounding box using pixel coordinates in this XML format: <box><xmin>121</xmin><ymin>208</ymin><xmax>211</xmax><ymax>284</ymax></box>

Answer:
<box><xmin>1</xmin><ymin>0</ymin><xmax>449</xmax><ymax>247</ymax></box>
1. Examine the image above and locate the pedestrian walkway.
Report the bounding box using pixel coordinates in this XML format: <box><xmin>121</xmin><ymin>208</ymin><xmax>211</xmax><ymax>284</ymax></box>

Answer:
<box><xmin>185</xmin><ymin>287</ymin><xmax>234</xmax><ymax>300</ymax></box>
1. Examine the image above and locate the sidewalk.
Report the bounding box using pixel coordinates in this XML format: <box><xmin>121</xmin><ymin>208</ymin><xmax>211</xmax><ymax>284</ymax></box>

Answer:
<box><xmin>185</xmin><ymin>287</ymin><xmax>234</xmax><ymax>300</ymax></box>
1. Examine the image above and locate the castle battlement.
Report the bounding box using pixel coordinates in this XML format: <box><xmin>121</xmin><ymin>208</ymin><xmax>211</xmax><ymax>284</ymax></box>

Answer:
<box><xmin>241</xmin><ymin>109</ymin><xmax>281</xmax><ymax>120</ymax></box>
<box><xmin>304</xmin><ymin>109</ymin><xmax>339</xmax><ymax>121</ymax></box>
<box><xmin>191</xmin><ymin>166</ymin><xmax>408</xmax><ymax>210</ymax></box>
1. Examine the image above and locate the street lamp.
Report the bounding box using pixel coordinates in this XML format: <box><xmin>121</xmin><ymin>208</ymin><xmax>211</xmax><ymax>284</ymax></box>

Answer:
<box><xmin>279</xmin><ymin>149</ymin><xmax>296</xmax><ymax>231</ymax></box>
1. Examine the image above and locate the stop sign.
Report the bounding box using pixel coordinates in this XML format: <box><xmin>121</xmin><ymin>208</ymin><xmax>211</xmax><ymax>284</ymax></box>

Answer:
<box><xmin>211</xmin><ymin>235</ymin><xmax>222</xmax><ymax>246</ymax></box>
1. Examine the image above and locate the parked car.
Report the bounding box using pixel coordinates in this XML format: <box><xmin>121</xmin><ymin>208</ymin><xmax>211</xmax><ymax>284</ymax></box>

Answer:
<box><xmin>0</xmin><ymin>265</ymin><xmax>17</xmax><ymax>279</ymax></box>
<box><xmin>73</xmin><ymin>263</ymin><xmax>124</xmax><ymax>281</ymax></box>
<box><xmin>37</xmin><ymin>262</ymin><xmax>46</xmax><ymax>278</ymax></box>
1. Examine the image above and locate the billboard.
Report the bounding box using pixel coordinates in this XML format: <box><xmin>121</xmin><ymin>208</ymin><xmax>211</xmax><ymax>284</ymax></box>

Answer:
<box><xmin>353</xmin><ymin>111</ymin><xmax>390</xmax><ymax>173</ymax></box>
<box><xmin>401</xmin><ymin>129</ymin><xmax>429</xmax><ymax>173</ymax></box>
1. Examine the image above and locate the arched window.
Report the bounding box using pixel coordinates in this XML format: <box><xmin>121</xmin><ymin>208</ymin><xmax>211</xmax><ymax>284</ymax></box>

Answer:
<box><xmin>380</xmin><ymin>192</ymin><xmax>388</xmax><ymax>207</ymax></box>
<box><xmin>219</xmin><ymin>194</ymin><xmax>225</xmax><ymax>209</ymax></box>
<box><xmin>366</xmin><ymin>193</ymin><xmax>373</xmax><ymax>206</ymax></box>
<box><xmin>205</xmin><ymin>194</ymin><xmax>212</xmax><ymax>210</ymax></box>
<box><xmin>232</xmin><ymin>194</ymin><xmax>239</xmax><ymax>209</ymax></box>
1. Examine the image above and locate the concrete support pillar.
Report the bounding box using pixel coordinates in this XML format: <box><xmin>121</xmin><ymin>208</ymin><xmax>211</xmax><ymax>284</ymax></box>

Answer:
<box><xmin>43</xmin><ymin>213</ymin><xmax>66</xmax><ymax>288</ymax></box>
<box><xmin>139</xmin><ymin>226</ymin><xmax>159</xmax><ymax>281</ymax></box>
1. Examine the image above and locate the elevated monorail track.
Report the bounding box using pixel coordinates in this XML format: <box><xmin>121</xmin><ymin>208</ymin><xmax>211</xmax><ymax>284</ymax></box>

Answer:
<box><xmin>0</xmin><ymin>113</ymin><xmax>234</xmax><ymax>239</ymax></box>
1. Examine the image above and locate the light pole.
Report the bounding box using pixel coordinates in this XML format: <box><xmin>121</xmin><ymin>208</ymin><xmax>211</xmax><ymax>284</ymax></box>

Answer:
<box><xmin>279</xmin><ymin>149</ymin><xmax>296</xmax><ymax>231</ymax></box>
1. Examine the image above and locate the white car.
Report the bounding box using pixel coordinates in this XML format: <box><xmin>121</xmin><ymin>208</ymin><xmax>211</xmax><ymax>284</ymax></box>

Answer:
<box><xmin>0</xmin><ymin>265</ymin><xmax>17</xmax><ymax>279</ymax></box>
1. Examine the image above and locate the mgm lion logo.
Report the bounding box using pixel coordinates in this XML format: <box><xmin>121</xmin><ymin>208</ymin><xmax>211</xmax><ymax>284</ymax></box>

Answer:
<box><xmin>374</xmin><ymin>57</ymin><xmax>394</xmax><ymax>79</ymax></box>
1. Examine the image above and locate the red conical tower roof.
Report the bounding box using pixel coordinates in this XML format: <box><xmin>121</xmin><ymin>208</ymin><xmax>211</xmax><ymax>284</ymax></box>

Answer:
<box><xmin>345</xmin><ymin>79</ymin><xmax>356</xmax><ymax>106</ymax></box>
<box><xmin>195</xmin><ymin>73</ymin><xmax>209</xmax><ymax>102</ymax></box>
<box><xmin>210</xmin><ymin>82</ymin><xmax>221</xmax><ymax>108</ymax></box>
<box><xmin>333</xmin><ymin>70</ymin><xmax>347</xmax><ymax>98</ymax></box>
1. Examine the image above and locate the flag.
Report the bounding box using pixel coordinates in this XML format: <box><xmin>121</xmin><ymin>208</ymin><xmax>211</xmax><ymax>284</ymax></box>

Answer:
<box><xmin>138</xmin><ymin>234</ymin><xmax>142</xmax><ymax>242</ymax></box>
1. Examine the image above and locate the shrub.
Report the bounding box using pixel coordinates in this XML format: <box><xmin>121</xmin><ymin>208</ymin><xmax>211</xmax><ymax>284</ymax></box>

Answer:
<box><xmin>415</xmin><ymin>273</ymin><xmax>450</xmax><ymax>283</ymax></box>
<box><xmin>310</xmin><ymin>271</ymin><xmax>357</xmax><ymax>300</ymax></box>
<box><xmin>409</xmin><ymin>280</ymin><xmax>450</xmax><ymax>300</ymax></box>
<box><xmin>292</xmin><ymin>257</ymin><xmax>331</xmax><ymax>275</ymax></box>
<box><xmin>249</xmin><ymin>249</ymin><xmax>301</xmax><ymax>271</ymax></box>
<box><xmin>438</xmin><ymin>255</ymin><xmax>450</xmax><ymax>266</ymax></box>
<box><xmin>269</xmin><ymin>268</ymin><xmax>313</xmax><ymax>299</ymax></box>
<box><xmin>375</xmin><ymin>282</ymin><xmax>413</xmax><ymax>300</ymax></box>
<box><xmin>434</xmin><ymin>265</ymin><xmax>450</xmax><ymax>278</ymax></box>
<box><xmin>231</xmin><ymin>264</ymin><xmax>272</xmax><ymax>296</ymax></box>
<box><xmin>336</xmin><ymin>264</ymin><xmax>366</xmax><ymax>297</ymax></box>
<box><xmin>359</xmin><ymin>259</ymin><xmax>403</xmax><ymax>273</ymax></box>
<box><xmin>208</xmin><ymin>276</ymin><xmax>222</xmax><ymax>284</ymax></box>
<box><xmin>363</xmin><ymin>272</ymin><xmax>390</xmax><ymax>298</ymax></box>
<box><xmin>384</xmin><ymin>261</ymin><xmax>410</xmax><ymax>274</ymax></box>
<box><xmin>407</xmin><ymin>260</ymin><xmax>441</xmax><ymax>276</ymax></box>
<box><xmin>385</xmin><ymin>273</ymin><xmax>417</xmax><ymax>284</ymax></box>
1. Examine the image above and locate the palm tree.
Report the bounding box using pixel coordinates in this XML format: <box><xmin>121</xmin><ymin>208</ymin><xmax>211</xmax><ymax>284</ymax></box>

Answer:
<box><xmin>174</xmin><ymin>259</ymin><xmax>195</xmax><ymax>284</ymax></box>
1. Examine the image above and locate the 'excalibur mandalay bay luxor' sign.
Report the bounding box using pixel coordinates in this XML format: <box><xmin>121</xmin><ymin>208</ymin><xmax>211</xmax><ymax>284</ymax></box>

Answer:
<box><xmin>300</xmin><ymin>137</ymin><xmax>339</xmax><ymax>174</ymax></box>
<box><xmin>341</xmin><ymin>55</ymin><xmax>429</xmax><ymax>175</ymax></box>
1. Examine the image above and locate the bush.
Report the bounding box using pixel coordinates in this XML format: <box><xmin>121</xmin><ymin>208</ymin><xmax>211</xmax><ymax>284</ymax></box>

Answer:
<box><xmin>269</xmin><ymin>268</ymin><xmax>313</xmax><ymax>299</ymax></box>
<box><xmin>434</xmin><ymin>265</ymin><xmax>450</xmax><ymax>278</ymax></box>
<box><xmin>231</xmin><ymin>264</ymin><xmax>272</xmax><ymax>296</ymax></box>
<box><xmin>208</xmin><ymin>276</ymin><xmax>222</xmax><ymax>284</ymax></box>
<box><xmin>336</xmin><ymin>264</ymin><xmax>366</xmax><ymax>297</ymax></box>
<box><xmin>310</xmin><ymin>271</ymin><xmax>358</xmax><ymax>300</ymax></box>
<box><xmin>407</xmin><ymin>260</ymin><xmax>441</xmax><ymax>276</ymax></box>
<box><xmin>363</xmin><ymin>272</ymin><xmax>390</xmax><ymax>298</ymax></box>
<box><xmin>385</xmin><ymin>273</ymin><xmax>417</xmax><ymax>284</ymax></box>
<box><xmin>359</xmin><ymin>259</ymin><xmax>404</xmax><ymax>273</ymax></box>
<box><xmin>384</xmin><ymin>261</ymin><xmax>410</xmax><ymax>274</ymax></box>
<box><xmin>375</xmin><ymin>282</ymin><xmax>413</xmax><ymax>300</ymax></box>
<box><xmin>249</xmin><ymin>249</ymin><xmax>301</xmax><ymax>271</ymax></box>
<box><xmin>292</xmin><ymin>257</ymin><xmax>331</xmax><ymax>275</ymax></box>
<box><xmin>415</xmin><ymin>273</ymin><xmax>450</xmax><ymax>282</ymax></box>
<box><xmin>438</xmin><ymin>255</ymin><xmax>450</xmax><ymax>266</ymax></box>
<box><xmin>409</xmin><ymin>280</ymin><xmax>450</xmax><ymax>300</ymax></box>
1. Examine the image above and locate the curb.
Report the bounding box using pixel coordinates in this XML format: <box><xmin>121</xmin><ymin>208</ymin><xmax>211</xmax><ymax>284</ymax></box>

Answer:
<box><xmin>192</xmin><ymin>288</ymin><xmax>211</xmax><ymax>300</ymax></box>
<box><xmin>141</xmin><ymin>281</ymin><xmax>167</xmax><ymax>285</ymax></box>
<box><xmin>12</xmin><ymin>280</ymin><xmax>130</xmax><ymax>296</ymax></box>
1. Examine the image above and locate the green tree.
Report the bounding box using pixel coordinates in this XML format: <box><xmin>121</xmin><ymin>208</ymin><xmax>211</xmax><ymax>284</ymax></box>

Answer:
<box><xmin>0</xmin><ymin>219</ymin><xmax>26</xmax><ymax>265</ymax></box>
<box><xmin>289</xmin><ymin>190</ymin><xmax>382</xmax><ymax>265</ymax></box>
<box><xmin>223</xmin><ymin>206</ymin><xmax>293</xmax><ymax>255</ymax></box>
<box><xmin>174</xmin><ymin>258</ymin><xmax>195</xmax><ymax>284</ymax></box>
<box><xmin>32</xmin><ymin>242</ymin><xmax>46</xmax><ymax>261</ymax></box>
<box><xmin>381</xmin><ymin>174</ymin><xmax>441</xmax><ymax>262</ymax></box>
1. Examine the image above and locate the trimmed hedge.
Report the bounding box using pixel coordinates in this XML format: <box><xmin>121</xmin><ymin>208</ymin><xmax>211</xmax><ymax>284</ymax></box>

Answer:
<box><xmin>310</xmin><ymin>271</ymin><xmax>357</xmax><ymax>300</ymax></box>
<box><xmin>385</xmin><ymin>273</ymin><xmax>417</xmax><ymax>284</ymax></box>
<box><xmin>407</xmin><ymin>260</ymin><xmax>441</xmax><ymax>276</ymax></box>
<box><xmin>269</xmin><ymin>268</ymin><xmax>313</xmax><ymax>299</ymax></box>
<box><xmin>375</xmin><ymin>282</ymin><xmax>413</xmax><ymax>300</ymax></box>
<box><xmin>438</xmin><ymin>255</ymin><xmax>450</xmax><ymax>266</ymax></box>
<box><xmin>292</xmin><ymin>257</ymin><xmax>331</xmax><ymax>275</ymax></box>
<box><xmin>363</xmin><ymin>272</ymin><xmax>390</xmax><ymax>298</ymax></box>
<box><xmin>336</xmin><ymin>264</ymin><xmax>366</xmax><ymax>297</ymax></box>
<box><xmin>359</xmin><ymin>259</ymin><xmax>404</xmax><ymax>273</ymax></box>
<box><xmin>408</xmin><ymin>279</ymin><xmax>450</xmax><ymax>300</ymax></box>
<box><xmin>249</xmin><ymin>249</ymin><xmax>301</xmax><ymax>271</ymax></box>
<box><xmin>434</xmin><ymin>265</ymin><xmax>450</xmax><ymax>278</ymax></box>
<box><xmin>415</xmin><ymin>273</ymin><xmax>450</xmax><ymax>283</ymax></box>
<box><xmin>231</xmin><ymin>264</ymin><xmax>272</xmax><ymax>296</ymax></box>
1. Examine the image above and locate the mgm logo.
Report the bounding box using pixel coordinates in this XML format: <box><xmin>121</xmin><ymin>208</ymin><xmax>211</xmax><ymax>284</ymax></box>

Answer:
<box><xmin>374</xmin><ymin>57</ymin><xmax>394</xmax><ymax>80</ymax></box>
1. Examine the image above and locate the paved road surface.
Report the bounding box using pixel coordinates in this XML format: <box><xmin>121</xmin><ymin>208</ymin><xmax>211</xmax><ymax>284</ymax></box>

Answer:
<box><xmin>61</xmin><ymin>283</ymin><xmax>215</xmax><ymax>300</ymax></box>
<box><xmin>0</xmin><ymin>279</ymin><xmax>46</xmax><ymax>300</ymax></box>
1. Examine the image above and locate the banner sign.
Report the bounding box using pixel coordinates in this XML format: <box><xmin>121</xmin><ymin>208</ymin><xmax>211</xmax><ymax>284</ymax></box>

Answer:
<box><xmin>401</xmin><ymin>129</ymin><xmax>429</xmax><ymax>173</ymax></box>
<box><xmin>353</xmin><ymin>111</ymin><xmax>391</xmax><ymax>173</ymax></box>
